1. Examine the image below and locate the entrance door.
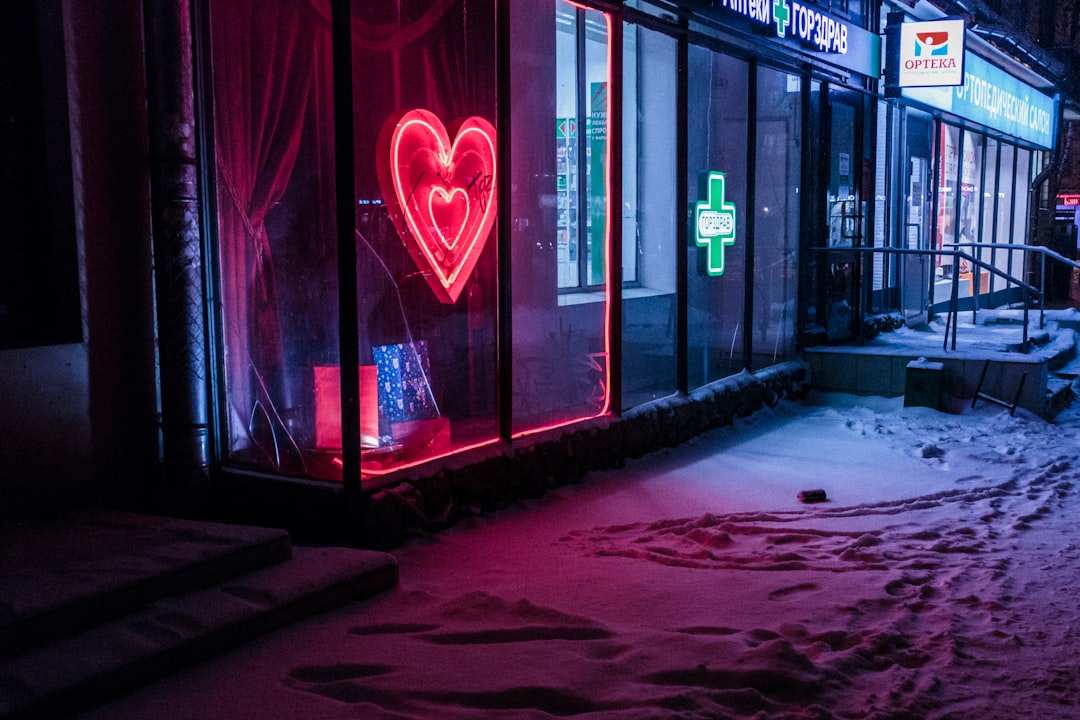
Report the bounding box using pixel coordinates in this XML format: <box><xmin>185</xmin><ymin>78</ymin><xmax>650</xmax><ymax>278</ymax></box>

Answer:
<box><xmin>820</xmin><ymin>87</ymin><xmax>865</xmax><ymax>341</ymax></box>
<box><xmin>901</xmin><ymin>116</ymin><xmax>933</xmax><ymax>325</ymax></box>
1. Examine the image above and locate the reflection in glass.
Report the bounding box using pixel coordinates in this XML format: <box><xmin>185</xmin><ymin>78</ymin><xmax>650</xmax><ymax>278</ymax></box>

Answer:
<box><xmin>556</xmin><ymin>2</ymin><xmax>611</xmax><ymax>291</ymax></box>
<box><xmin>621</xmin><ymin>21</ymin><xmax>677</xmax><ymax>409</ymax></box>
<box><xmin>510</xmin><ymin>0</ymin><xmax>610</xmax><ymax>434</ymax></box>
<box><xmin>752</xmin><ymin>67</ymin><xmax>800</xmax><ymax>368</ymax></box>
<box><xmin>1010</xmin><ymin>148</ymin><xmax>1032</xmax><ymax>293</ymax></box>
<box><xmin>996</xmin><ymin>143</ymin><xmax>1016</xmax><ymax>287</ymax></box>
<box><xmin>980</xmin><ymin>137</ymin><xmax>999</xmax><ymax>296</ymax></box>
<box><xmin>935</xmin><ymin>124</ymin><xmax>961</xmax><ymax>280</ymax></box>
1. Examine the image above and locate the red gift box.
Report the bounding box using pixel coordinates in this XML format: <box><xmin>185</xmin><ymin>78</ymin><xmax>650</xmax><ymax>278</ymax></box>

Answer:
<box><xmin>313</xmin><ymin>365</ymin><xmax>380</xmax><ymax>449</ymax></box>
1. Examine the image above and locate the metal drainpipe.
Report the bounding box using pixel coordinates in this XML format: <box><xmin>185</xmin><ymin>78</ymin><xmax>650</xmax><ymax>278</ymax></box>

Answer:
<box><xmin>143</xmin><ymin>0</ymin><xmax>211</xmax><ymax>503</ymax></box>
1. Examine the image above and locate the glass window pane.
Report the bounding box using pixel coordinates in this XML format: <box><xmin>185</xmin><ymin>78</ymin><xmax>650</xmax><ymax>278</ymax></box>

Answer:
<box><xmin>978</xmin><ymin>137</ymin><xmax>998</xmax><ymax>299</ymax></box>
<box><xmin>827</xmin><ymin>101</ymin><xmax>857</xmax><ymax>248</ymax></box>
<box><xmin>752</xmin><ymin>67</ymin><xmax>800</xmax><ymax>367</ymax></box>
<box><xmin>213</xmin><ymin>0</ymin><xmax>500</xmax><ymax>482</ymax></box>
<box><xmin>511</xmin><ymin>0</ymin><xmax>611</xmax><ymax>433</ymax></box>
<box><xmin>872</xmin><ymin>100</ymin><xmax>889</xmax><ymax>295</ymax></box>
<box><xmin>556</xmin><ymin>3</ymin><xmax>610</xmax><ymax>291</ymax></box>
<box><xmin>996</xmin><ymin>143</ymin><xmax>1016</xmax><ymax>286</ymax></box>
<box><xmin>935</xmin><ymin>124</ymin><xmax>961</xmax><ymax>286</ymax></box>
<box><xmin>1011</xmin><ymin>147</ymin><xmax>1032</xmax><ymax>287</ymax></box>
<box><xmin>210</xmin><ymin>0</ymin><xmax>340</xmax><ymax>480</ymax></box>
<box><xmin>687</xmin><ymin>44</ymin><xmax>748</xmax><ymax>388</ymax></box>
<box><xmin>352</xmin><ymin>0</ymin><xmax>499</xmax><ymax>477</ymax></box>
<box><xmin>584</xmin><ymin>11</ymin><xmax>610</xmax><ymax>288</ymax></box>
<box><xmin>622</xmin><ymin>22</ymin><xmax>677</xmax><ymax>408</ymax></box>
<box><xmin>986</xmin><ymin>139</ymin><xmax>1002</xmax><ymax>291</ymax></box>
<box><xmin>556</xmin><ymin>6</ymin><xmax>580</xmax><ymax>289</ymax></box>
<box><xmin>981</xmin><ymin>138</ymin><xmax>999</xmax><ymax>243</ymax></box>
<box><xmin>957</xmin><ymin>130</ymin><xmax>982</xmax><ymax>298</ymax></box>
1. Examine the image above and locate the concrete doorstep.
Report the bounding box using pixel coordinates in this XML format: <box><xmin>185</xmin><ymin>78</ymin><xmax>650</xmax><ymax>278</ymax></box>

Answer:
<box><xmin>0</xmin><ymin>510</ymin><xmax>398</xmax><ymax>720</ymax></box>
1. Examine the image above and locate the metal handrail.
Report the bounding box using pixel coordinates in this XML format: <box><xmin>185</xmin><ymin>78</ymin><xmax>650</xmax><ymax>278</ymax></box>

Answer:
<box><xmin>815</xmin><ymin>245</ymin><xmax>1041</xmax><ymax>351</ymax></box>
<box><xmin>949</xmin><ymin>242</ymin><xmax>1080</xmax><ymax>329</ymax></box>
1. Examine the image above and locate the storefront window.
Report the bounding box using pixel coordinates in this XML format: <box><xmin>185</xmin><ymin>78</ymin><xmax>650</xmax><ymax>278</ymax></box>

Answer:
<box><xmin>1011</xmin><ymin>147</ymin><xmax>1032</xmax><ymax>283</ymax></box>
<box><xmin>211</xmin><ymin>0</ymin><xmax>500</xmax><ymax>480</ymax></box>
<box><xmin>981</xmin><ymin>136</ymin><xmax>999</xmax><ymax>243</ymax></box>
<box><xmin>752</xmin><ymin>66</ymin><xmax>800</xmax><ymax>367</ymax></box>
<box><xmin>996</xmin><ymin>143</ymin><xmax>1016</xmax><ymax>285</ymax></box>
<box><xmin>557</xmin><ymin>1</ymin><xmax>613</xmax><ymax>291</ymax></box>
<box><xmin>977</xmin><ymin>136</ymin><xmax>998</xmax><ymax>296</ymax></box>
<box><xmin>353</xmin><ymin>1</ymin><xmax>499</xmax><ymax>475</ymax></box>
<box><xmin>211</xmin><ymin>0</ymin><xmax>338</xmax><ymax>479</ymax></box>
<box><xmin>899</xmin><ymin>113</ymin><xmax>933</xmax><ymax>322</ymax></box>
<box><xmin>687</xmin><ymin>44</ymin><xmax>748</xmax><ymax>388</ymax></box>
<box><xmin>935</xmin><ymin>124</ymin><xmax>961</xmax><ymax>279</ymax></box>
<box><xmin>959</xmin><ymin>130</ymin><xmax>982</xmax><ymax>247</ymax></box>
<box><xmin>957</xmin><ymin>129</ymin><xmax>982</xmax><ymax>296</ymax></box>
<box><xmin>621</xmin><ymin>21</ymin><xmax>677</xmax><ymax>409</ymax></box>
<box><xmin>827</xmin><ymin>98</ymin><xmax>858</xmax><ymax>248</ymax></box>
<box><xmin>985</xmin><ymin>138</ymin><xmax>1003</xmax><ymax>294</ymax></box>
<box><xmin>871</xmin><ymin>100</ymin><xmax>890</xmax><ymax>296</ymax></box>
<box><xmin>510</xmin><ymin>1</ymin><xmax>611</xmax><ymax>433</ymax></box>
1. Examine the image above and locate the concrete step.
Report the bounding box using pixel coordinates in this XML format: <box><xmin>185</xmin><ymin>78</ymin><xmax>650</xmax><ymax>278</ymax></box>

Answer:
<box><xmin>0</xmin><ymin>511</ymin><xmax>398</xmax><ymax>720</ymax></box>
<box><xmin>805</xmin><ymin>309</ymin><xmax>1080</xmax><ymax>419</ymax></box>
<box><xmin>0</xmin><ymin>510</ymin><xmax>293</xmax><ymax>659</ymax></box>
<box><xmin>981</xmin><ymin>307</ymin><xmax>1080</xmax><ymax>333</ymax></box>
<box><xmin>1045</xmin><ymin>376</ymin><xmax>1077</xmax><ymax>419</ymax></box>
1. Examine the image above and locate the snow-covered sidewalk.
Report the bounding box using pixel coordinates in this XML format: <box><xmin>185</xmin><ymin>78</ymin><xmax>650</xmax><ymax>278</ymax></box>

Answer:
<box><xmin>78</xmin><ymin>391</ymin><xmax>1080</xmax><ymax>719</ymax></box>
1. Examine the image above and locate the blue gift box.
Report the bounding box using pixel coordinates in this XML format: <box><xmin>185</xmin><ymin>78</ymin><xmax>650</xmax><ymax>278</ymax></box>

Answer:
<box><xmin>373</xmin><ymin>341</ymin><xmax>439</xmax><ymax>424</ymax></box>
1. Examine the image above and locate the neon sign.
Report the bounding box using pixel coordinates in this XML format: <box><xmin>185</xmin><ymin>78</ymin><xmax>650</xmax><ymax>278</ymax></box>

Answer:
<box><xmin>695</xmin><ymin>171</ymin><xmax>737</xmax><ymax>276</ymax></box>
<box><xmin>377</xmin><ymin>108</ymin><xmax>497</xmax><ymax>304</ymax></box>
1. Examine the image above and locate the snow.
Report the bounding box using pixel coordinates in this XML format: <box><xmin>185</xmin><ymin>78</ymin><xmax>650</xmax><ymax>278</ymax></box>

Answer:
<box><xmin>77</xmin><ymin>388</ymin><xmax>1080</xmax><ymax>719</ymax></box>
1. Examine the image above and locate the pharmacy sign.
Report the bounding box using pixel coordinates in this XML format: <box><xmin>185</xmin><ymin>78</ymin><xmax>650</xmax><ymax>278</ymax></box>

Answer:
<box><xmin>695</xmin><ymin>171</ymin><xmax>737</xmax><ymax>277</ymax></box>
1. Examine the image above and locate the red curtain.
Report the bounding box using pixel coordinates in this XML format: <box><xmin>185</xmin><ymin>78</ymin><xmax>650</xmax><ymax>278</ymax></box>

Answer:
<box><xmin>212</xmin><ymin>0</ymin><xmax>329</xmax><ymax>458</ymax></box>
<box><xmin>211</xmin><ymin>0</ymin><xmax>495</xmax><ymax>467</ymax></box>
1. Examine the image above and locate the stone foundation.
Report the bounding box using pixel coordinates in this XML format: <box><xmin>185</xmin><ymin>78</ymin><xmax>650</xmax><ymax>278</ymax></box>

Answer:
<box><xmin>359</xmin><ymin>361</ymin><xmax>809</xmax><ymax>549</ymax></box>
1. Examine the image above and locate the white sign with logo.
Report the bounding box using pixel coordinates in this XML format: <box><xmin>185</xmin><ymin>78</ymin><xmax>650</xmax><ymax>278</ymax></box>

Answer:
<box><xmin>898</xmin><ymin>18</ymin><xmax>965</xmax><ymax>88</ymax></box>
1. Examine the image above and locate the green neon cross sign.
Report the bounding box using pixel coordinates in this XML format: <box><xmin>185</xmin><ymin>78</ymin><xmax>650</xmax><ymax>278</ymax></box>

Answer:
<box><xmin>695</xmin><ymin>171</ymin><xmax>737</xmax><ymax>277</ymax></box>
<box><xmin>773</xmin><ymin>0</ymin><xmax>791</xmax><ymax>37</ymax></box>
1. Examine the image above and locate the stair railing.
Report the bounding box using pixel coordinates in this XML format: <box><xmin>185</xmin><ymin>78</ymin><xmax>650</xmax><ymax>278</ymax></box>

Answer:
<box><xmin>814</xmin><ymin>245</ymin><xmax>1040</xmax><ymax>352</ymax></box>
<box><xmin>950</xmin><ymin>242</ymin><xmax>1080</xmax><ymax>330</ymax></box>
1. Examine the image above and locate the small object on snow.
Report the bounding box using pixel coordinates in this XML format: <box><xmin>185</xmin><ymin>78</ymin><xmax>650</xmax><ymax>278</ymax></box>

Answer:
<box><xmin>798</xmin><ymin>488</ymin><xmax>827</xmax><ymax>503</ymax></box>
<box><xmin>920</xmin><ymin>442</ymin><xmax>946</xmax><ymax>459</ymax></box>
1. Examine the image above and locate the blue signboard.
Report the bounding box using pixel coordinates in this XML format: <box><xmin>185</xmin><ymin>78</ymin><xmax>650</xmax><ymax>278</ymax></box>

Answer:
<box><xmin>903</xmin><ymin>52</ymin><xmax>1056</xmax><ymax>149</ymax></box>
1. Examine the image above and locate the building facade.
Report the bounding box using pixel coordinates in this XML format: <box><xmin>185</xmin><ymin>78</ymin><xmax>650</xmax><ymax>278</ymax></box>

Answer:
<box><xmin>200</xmin><ymin>0</ymin><xmax>885</xmax><ymax>498</ymax></box>
<box><xmin>1</xmin><ymin>0</ymin><xmax>1074</xmax><ymax>541</ymax></box>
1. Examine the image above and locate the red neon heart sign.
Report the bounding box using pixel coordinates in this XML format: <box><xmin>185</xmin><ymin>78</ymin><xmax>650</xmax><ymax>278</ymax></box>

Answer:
<box><xmin>377</xmin><ymin>109</ymin><xmax>497</xmax><ymax>304</ymax></box>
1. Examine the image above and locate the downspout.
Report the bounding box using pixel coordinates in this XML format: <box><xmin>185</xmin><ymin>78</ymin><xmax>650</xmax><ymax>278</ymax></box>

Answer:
<box><xmin>143</xmin><ymin>0</ymin><xmax>211</xmax><ymax>503</ymax></box>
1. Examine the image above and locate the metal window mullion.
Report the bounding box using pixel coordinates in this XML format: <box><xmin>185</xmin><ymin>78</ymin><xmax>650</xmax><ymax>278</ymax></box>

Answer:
<box><xmin>927</xmin><ymin>116</ymin><xmax>940</xmax><ymax>317</ymax></box>
<box><xmin>675</xmin><ymin>26</ymin><xmax>688</xmax><ymax>394</ymax></box>
<box><xmin>496</xmin><ymin>0</ymin><xmax>513</xmax><ymax>441</ymax></box>
<box><xmin>743</xmin><ymin>61</ymin><xmax>757</xmax><ymax>370</ymax></box>
<box><xmin>577</xmin><ymin>10</ymin><xmax>589</xmax><ymax>290</ymax></box>
<box><xmin>331</xmin><ymin>0</ymin><xmax>362</xmax><ymax>511</ymax></box>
